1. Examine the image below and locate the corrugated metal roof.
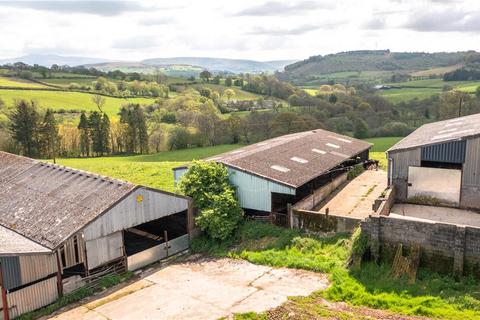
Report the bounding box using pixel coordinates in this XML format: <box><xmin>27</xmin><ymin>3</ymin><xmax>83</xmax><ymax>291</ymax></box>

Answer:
<box><xmin>0</xmin><ymin>151</ymin><xmax>136</xmax><ymax>250</ymax></box>
<box><xmin>388</xmin><ymin>113</ymin><xmax>480</xmax><ymax>152</ymax></box>
<box><xmin>0</xmin><ymin>225</ymin><xmax>51</xmax><ymax>255</ymax></box>
<box><xmin>203</xmin><ymin>129</ymin><xmax>371</xmax><ymax>188</ymax></box>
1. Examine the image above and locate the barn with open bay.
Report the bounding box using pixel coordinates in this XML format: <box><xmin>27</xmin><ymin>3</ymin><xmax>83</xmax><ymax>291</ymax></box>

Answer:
<box><xmin>0</xmin><ymin>151</ymin><xmax>192</xmax><ymax>319</ymax></box>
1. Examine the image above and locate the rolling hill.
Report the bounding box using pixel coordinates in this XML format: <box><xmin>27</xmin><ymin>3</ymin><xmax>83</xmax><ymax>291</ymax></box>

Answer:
<box><xmin>279</xmin><ymin>50</ymin><xmax>477</xmax><ymax>85</ymax></box>
<box><xmin>0</xmin><ymin>54</ymin><xmax>111</xmax><ymax>67</ymax></box>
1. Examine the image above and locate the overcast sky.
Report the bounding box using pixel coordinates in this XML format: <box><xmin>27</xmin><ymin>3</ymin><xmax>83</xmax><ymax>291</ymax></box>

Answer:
<box><xmin>0</xmin><ymin>0</ymin><xmax>479</xmax><ymax>61</ymax></box>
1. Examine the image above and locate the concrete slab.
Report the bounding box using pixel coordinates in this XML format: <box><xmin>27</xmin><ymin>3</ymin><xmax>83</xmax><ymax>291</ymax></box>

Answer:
<box><xmin>49</xmin><ymin>258</ymin><xmax>328</xmax><ymax>320</ymax></box>
<box><xmin>391</xmin><ymin>203</ymin><xmax>480</xmax><ymax>227</ymax></box>
<box><xmin>317</xmin><ymin>170</ymin><xmax>388</xmax><ymax>218</ymax></box>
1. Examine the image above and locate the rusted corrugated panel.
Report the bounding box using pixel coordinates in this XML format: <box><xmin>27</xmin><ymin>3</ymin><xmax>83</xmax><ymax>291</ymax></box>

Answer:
<box><xmin>0</xmin><ymin>152</ymin><xmax>135</xmax><ymax>249</ymax></box>
<box><xmin>19</xmin><ymin>254</ymin><xmax>57</xmax><ymax>285</ymax></box>
<box><xmin>7</xmin><ymin>276</ymin><xmax>58</xmax><ymax>318</ymax></box>
<box><xmin>389</xmin><ymin>148</ymin><xmax>421</xmax><ymax>180</ymax></box>
<box><xmin>84</xmin><ymin>188</ymin><xmax>189</xmax><ymax>241</ymax></box>
<box><xmin>203</xmin><ymin>129</ymin><xmax>371</xmax><ymax>188</ymax></box>
<box><xmin>0</xmin><ymin>256</ymin><xmax>21</xmax><ymax>290</ymax></box>
<box><xmin>389</xmin><ymin>113</ymin><xmax>480</xmax><ymax>152</ymax></box>
<box><xmin>85</xmin><ymin>231</ymin><xmax>123</xmax><ymax>270</ymax></box>
<box><xmin>463</xmin><ymin>137</ymin><xmax>480</xmax><ymax>187</ymax></box>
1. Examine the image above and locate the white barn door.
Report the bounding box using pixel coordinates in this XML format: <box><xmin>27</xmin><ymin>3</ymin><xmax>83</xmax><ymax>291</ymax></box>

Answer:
<box><xmin>407</xmin><ymin>166</ymin><xmax>461</xmax><ymax>205</ymax></box>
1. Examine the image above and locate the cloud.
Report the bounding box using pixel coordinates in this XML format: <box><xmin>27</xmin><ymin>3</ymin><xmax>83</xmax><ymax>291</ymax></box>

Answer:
<box><xmin>234</xmin><ymin>0</ymin><xmax>331</xmax><ymax>16</ymax></box>
<box><xmin>405</xmin><ymin>9</ymin><xmax>480</xmax><ymax>32</ymax></box>
<box><xmin>363</xmin><ymin>17</ymin><xmax>387</xmax><ymax>29</ymax></box>
<box><xmin>0</xmin><ymin>0</ymin><xmax>148</xmax><ymax>16</ymax></box>
<box><xmin>247</xmin><ymin>24</ymin><xmax>321</xmax><ymax>36</ymax></box>
<box><xmin>111</xmin><ymin>36</ymin><xmax>160</xmax><ymax>49</ymax></box>
<box><xmin>140</xmin><ymin>16</ymin><xmax>174</xmax><ymax>26</ymax></box>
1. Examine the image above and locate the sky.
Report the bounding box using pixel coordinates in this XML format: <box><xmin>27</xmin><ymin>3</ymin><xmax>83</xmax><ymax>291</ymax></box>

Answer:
<box><xmin>0</xmin><ymin>0</ymin><xmax>479</xmax><ymax>61</ymax></box>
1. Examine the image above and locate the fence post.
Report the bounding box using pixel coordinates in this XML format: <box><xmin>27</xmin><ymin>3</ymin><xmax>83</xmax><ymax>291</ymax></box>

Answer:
<box><xmin>0</xmin><ymin>261</ymin><xmax>10</xmax><ymax>320</ymax></box>
<box><xmin>287</xmin><ymin>203</ymin><xmax>292</xmax><ymax>229</ymax></box>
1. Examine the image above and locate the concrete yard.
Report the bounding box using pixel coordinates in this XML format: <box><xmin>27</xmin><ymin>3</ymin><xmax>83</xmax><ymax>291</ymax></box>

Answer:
<box><xmin>391</xmin><ymin>203</ymin><xmax>480</xmax><ymax>227</ymax></box>
<box><xmin>49</xmin><ymin>257</ymin><xmax>328</xmax><ymax>320</ymax></box>
<box><xmin>316</xmin><ymin>170</ymin><xmax>387</xmax><ymax>218</ymax></box>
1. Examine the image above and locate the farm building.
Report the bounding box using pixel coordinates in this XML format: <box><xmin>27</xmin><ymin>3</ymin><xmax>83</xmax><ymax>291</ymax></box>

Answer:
<box><xmin>174</xmin><ymin>129</ymin><xmax>372</xmax><ymax>221</ymax></box>
<box><xmin>387</xmin><ymin>113</ymin><xmax>480</xmax><ymax>209</ymax></box>
<box><xmin>0</xmin><ymin>151</ymin><xmax>192</xmax><ymax>319</ymax></box>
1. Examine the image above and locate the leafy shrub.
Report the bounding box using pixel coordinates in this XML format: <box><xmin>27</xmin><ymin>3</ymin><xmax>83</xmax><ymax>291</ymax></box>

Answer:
<box><xmin>179</xmin><ymin>161</ymin><xmax>242</xmax><ymax>240</ymax></box>
<box><xmin>347</xmin><ymin>164</ymin><xmax>365</xmax><ymax>180</ymax></box>
<box><xmin>195</xmin><ymin>190</ymin><xmax>242</xmax><ymax>240</ymax></box>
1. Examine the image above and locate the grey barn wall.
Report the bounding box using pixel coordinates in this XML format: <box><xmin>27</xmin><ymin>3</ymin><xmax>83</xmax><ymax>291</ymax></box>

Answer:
<box><xmin>227</xmin><ymin>167</ymin><xmax>295</xmax><ymax>212</ymax></box>
<box><xmin>388</xmin><ymin>147</ymin><xmax>421</xmax><ymax>201</ymax></box>
<box><xmin>83</xmin><ymin>187</ymin><xmax>189</xmax><ymax>241</ymax></box>
<box><xmin>388</xmin><ymin>137</ymin><xmax>480</xmax><ymax>209</ymax></box>
<box><xmin>85</xmin><ymin>231</ymin><xmax>123</xmax><ymax>270</ymax></box>
<box><xmin>462</xmin><ymin>137</ymin><xmax>480</xmax><ymax>209</ymax></box>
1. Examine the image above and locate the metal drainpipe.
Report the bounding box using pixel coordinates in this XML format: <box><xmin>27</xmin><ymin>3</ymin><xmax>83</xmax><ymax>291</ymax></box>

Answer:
<box><xmin>387</xmin><ymin>157</ymin><xmax>393</xmax><ymax>187</ymax></box>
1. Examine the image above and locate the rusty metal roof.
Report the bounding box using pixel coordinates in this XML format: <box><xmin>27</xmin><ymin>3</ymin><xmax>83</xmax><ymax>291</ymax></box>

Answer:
<box><xmin>204</xmin><ymin>129</ymin><xmax>371</xmax><ymax>188</ymax></box>
<box><xmin>388</xmin><ymin>113</ymin><xmax>480</xmax><ymax>152</ymax></box>
<box><xmin>0</xmin><ymin>151</ymin><xmax>136</xmax><ymax>250</ymax></box>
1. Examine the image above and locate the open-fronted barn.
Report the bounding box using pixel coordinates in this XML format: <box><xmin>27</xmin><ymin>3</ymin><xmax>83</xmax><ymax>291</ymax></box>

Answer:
<box><xmin>387</xmin><ymin>113</ymin><xmax>480</xmax><ymax>209</ymax></box>
<box><xmin>174</xmin><ymin>129</ymin><xmax>372</xmax><ymax>221</ymax></box>
<box><xmin>0</xmin><ymin>152</ymin><xmax>192</xmax><ymax>319</ymax></box>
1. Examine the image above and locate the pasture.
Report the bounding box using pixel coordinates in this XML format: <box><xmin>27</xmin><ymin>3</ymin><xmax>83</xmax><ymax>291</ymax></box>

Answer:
<box><xmin>190</xmin><ymin>83</ymin><xmax>264</xmax><ymax>101</ymax></box>
<box><xmin>0</xmin><ymin>89</ymin><xmax>156</xmax><ymax>117</ymax></box>
<box><xmin>378</xmin><ymin>79</ymin><xmax>480</xmax><ymax>103</ymax></box>
<box><xmin>0</xmin><ymin>76</ymin><xmax>48</xmax><ymax>88</ymax></box>
<box><xmin>55</xmin><ymin>144</ymin><xmax>241</xmax><ymax>192</ymax></box>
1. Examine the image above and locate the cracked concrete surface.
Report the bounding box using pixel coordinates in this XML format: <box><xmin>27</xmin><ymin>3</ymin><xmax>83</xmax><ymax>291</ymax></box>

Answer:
<box><xmin>49</xmin><ymin>258</ymin><xmax>328</xmax><ymax>320</ymax></box>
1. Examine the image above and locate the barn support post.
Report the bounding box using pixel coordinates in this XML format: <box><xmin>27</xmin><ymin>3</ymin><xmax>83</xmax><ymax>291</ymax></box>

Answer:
<box><xmin>55</xmin><ymin>252</ymin><xmax>64</xmax><ymax>298</ymax></box>
<box><xmin>0</xmin><ymin>261</ymin><xmax>10</xmax><ymax>320</ymax></box>
<box><xmin>187</xmin><ymin>198</ymin><xmax>195</xmax><ymax>235</ymax></box>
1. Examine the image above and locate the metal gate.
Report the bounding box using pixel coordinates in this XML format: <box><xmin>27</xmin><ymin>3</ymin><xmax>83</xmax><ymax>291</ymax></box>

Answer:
<box><xmin>127</xmin><ymin>234</ymin><xmax>189</xmax><ymax>271</ymax></box>
<box><xmin>407</xmin><ymin>166</ymin><xmax>461</xmax><ymax>205</ymax></box>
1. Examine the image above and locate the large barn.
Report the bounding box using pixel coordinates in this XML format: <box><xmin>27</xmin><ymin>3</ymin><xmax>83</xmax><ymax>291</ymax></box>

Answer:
<box><xmin>174</xmin><ymin>129</ymin><xmax>372</xmax><ymax>219</ymax></box>
<box><xmin>0</xmin><ymin>152</ymin><xmax>192</xmax><ymax>319</ymax></box>
<box><xmin>387</xmin><ymin>113</ymin><xmax>480</xmax><ymax>209</ymax></box>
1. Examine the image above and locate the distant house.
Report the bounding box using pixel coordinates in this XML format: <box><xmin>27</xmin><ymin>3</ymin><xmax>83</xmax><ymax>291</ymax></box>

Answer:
<box><xmin>0</xmin><ymin>152</ymin><xmax>192</xmax><ymax>319</ymax></box>
<box><xmin>174</xmin><ymin>129</ymin><xmax>372</xmax><ymax>219</ymax></box>
<box><xmin>387</xmin><ymin>113</ymin><xmax>480</xmax><ymax>209</ymax></box>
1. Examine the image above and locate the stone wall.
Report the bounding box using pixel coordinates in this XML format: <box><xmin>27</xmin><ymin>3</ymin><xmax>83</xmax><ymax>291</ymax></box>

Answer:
<box><xmin>372</xmin><ymin>186</ymin><xmax>395</xmax><ymax>216</ymax></box>
<box><xmin>293</xmin><ymin>173</ymin><xmax>348</xmax><ymax>211</ymax></box>
<box><xmin>362</xmin><ymin>215</ymin><xmax>480</xmax><ymax>276</ymax></box>
<box><xmin>291</xmin><ymin>209</ymin><xmax>361</xmax><ymax>234</ymax></box>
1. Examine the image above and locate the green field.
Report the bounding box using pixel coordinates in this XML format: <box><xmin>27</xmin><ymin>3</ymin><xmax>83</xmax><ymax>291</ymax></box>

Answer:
<box><xmin>0</xmin><ymin>76</ymin><xmax>48</xmax><ymax>88</ymax></box>
<box><xmin>0</xmin><ymin>89</ymin><xmax>156</xmax><ymax>117</ymax></box>
<box><xmin>55</xmin><ymin>145</ymin><xmax>241</xmax><ymax>192</ymax></box>
<box><xmin>41</xmin><ymin>77</ymin><xmax>97</xmax><ymax>88</ymax></box>
<box><xmin>378</xmin><ymin>79</ymin><xmax>480</xmax><ymax>103</ymax></box>
<box><xmin>191</xmin><ymin>83</ymin><xmax>264</xmax><ymax>101</ymax></box>
<box><xmin>365</xmin><ymin>136</ymin><xmax>403</xmax><ymax>152</ymax></box>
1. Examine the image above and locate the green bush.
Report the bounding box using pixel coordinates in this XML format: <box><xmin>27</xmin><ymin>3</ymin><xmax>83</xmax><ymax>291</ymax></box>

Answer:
<box><xmin>195</xmin><ymin>190</ymin><xmax>242</xmax><ymax>240</ymax></box>
<box><xmin>179</xmin><ymin>160</ymin><xmax>242</xmax><ymax>240</ymax></box>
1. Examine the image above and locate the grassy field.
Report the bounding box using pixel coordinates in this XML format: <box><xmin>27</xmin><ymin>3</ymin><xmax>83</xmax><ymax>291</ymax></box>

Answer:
<box><xmin>378</xmin><ymin>79</ymin><xmax>480</xmax><ymax>103</ymax></box>
<box><xmin>0</xmin><ymin>89</ymin><xmax>156</xmax><ymax>118</ymax></box>
<box><xmin>55</xmin><ymin>145</ymin><xmax>241</xmax><ymax>191</ymax></box>
<box><xmin>365</xmin><ymin>136</ymin><xmax>403</xmax><ymax>152</ymax></box>
<box><xmin>41</xmin><ymin>77</ymin><xmax>98</xmax><ymax>88</ymax></box>
<box><xmin>192</xmin><ymin>221</ymin><xmax>480</xmax><ymax>320</ymax></box>
<box><xmin>191</xmin><ymin>83</ymin><xmax>264</xmax><ymax>101</ymax></box>
<box><xmin>0</xmin><ymin>76</ymin><xmax>48</xmax><ymax>88</ymax></box>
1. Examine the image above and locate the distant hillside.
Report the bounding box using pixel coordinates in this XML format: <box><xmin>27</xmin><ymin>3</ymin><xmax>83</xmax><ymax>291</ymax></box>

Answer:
<box><xmin>279</xmin><ymin>50</ymin><xmax>477</xmax><ymax>85</ymax></box>
<box><xmin>141</xmin><ymin>57</ymin><xmax>295</xmax><ymax>74</ymax></box>
<box><xmin>0</xmin><ymin>54</ymin><xmax>111</xmax><ymax>67</ymax></box>
<box><xmin>84</xmin><ymin>61</ymin><xmax>204</xmax><ymax>77</ymax></box>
